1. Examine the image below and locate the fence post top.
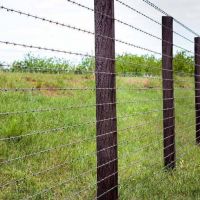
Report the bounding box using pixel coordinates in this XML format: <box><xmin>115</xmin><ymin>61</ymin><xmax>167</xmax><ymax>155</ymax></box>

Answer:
<box><xmin>195</xmin><ymin>37</ymin><xmax>200</xmax><ymax>42</ymax></box>
<box><xmin>162</xmin><ymin>16</ymin><xmax>173</xmax><ymax>21</ymax></box>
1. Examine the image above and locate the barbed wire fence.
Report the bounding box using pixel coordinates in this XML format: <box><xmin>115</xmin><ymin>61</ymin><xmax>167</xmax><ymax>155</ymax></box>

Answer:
<box><xmin>0</xmin><ymin>0</ymin><xmax>200</xmax><ymax>199</ymax></box>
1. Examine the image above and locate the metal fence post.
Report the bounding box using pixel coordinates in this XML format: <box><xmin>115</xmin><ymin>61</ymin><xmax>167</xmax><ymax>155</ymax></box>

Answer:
<box><xmin>94</xmin><ymin>0</ymin><xmax>118</xmax><ymax>199</ymax></box>
<box><xmin>162</xmin><ymin>16</ymin><xmax>175</xmax><ymax>169</ymax></box>
<box><xmin>195</xmin><ymin>37</ymin><xmax>200</xmax><ymax>144</ymax></box>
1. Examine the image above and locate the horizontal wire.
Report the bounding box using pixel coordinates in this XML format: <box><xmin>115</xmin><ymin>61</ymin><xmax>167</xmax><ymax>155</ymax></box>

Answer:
<box><xmin>0</xmin><ymin>4</ymin><xmax>197</xmax><ymax>75</ymax></box>
<box><xmin>0</xmin><ymin>102</ymin><xmax>165</xmax><ymax>117</ymax></box>
<box><xmin>2</xmin><ymin>58</ymin><xmax>198</xmax><ymax>78</ymax></box>
<box><xmin>2</xmin><ymin>60</ymin><xmax>198</xmax><ymax>80</ymax></box>
<box><xmin>0</xmin><ymin>122</ymin><xmax>164</xmax><ymax>189</ymax></box>
<box><xmin>0</xmin><ymin>115</ymin><xmax>166</xmax><ymax>165</ymax></box>
<box><xmin>1</xmin><ymin>66</ymin><xmax>198</xmax><ymax>80</ymax></box>
<box><xmin>0</xmin><ymin>40</ymin><xmax>98</xmax><ymax>59</ymax></box>
<box><xmin>0</xmin><ymin>108</ymin><xmax>196</xmax><ymax>167</ymax></box>
<box><xmin>0</xmin><ymin>85</ymin><xmax>197</xmax><ymax>116</ymax></box>
<box><xmin>0</xmin><ymin>86</ymin><xmax>196</xmax><ymax>93</ymax></box>
<box><xmin>66</xmin><ymin>137</ymin><xmax>168</xmax><ymax>200</ymax></box>
<box><xmin>24</xmin><ymin>129</ymin><xmax>169</xmax><ymax>199</ymax></box>
<box><xmin>0</xmin><ymin>95</ymin><xmax>195</xmax><ymax>141</ymax></box>
<box><xmin>0</xmin><ymin>38</ymin><xmax>164</xmax><ymax>60</ymax></box>
<box><xmin>0</xmin><ymin>105</ymin><xmax>173</xmax><ymax>141</ymax></box>
<box><xmin>0</xmin><ymin>39</ymin><xmax>166</xmax><ymax>69</ymax></box>
<box><xmin>67</xmin><ymin>116</ymin><xmax>199</xmax><ymax>198</ymax></box>
<box><xmin>66</xmin><ymin>121</ymin><xmax>196</xmax><ymax>199</ymax></box>
<box><xmin>0</xmin><ymin>40</ymin><xmax>196</xmax><ymax>77</ymax></box>
<box><xmin>0</xmin><ymin>94</ymin><xmax>195</xmax><ymax>124</ymax></box>
<box><xmin>115</xmin><ymin>0</ymin><xmax>195</xmax><ymax>44</ymax></box>
<box><xmin>0</xmin><ymin>94</ymin><xmax>187</xmax><ymax>119</ymax></box>
<box><xmin>65</xmin><ymin>1</ymin><xmax>195</xmax><ymax>55</ymax></box>
<box><xmin>2</xmin><ymin>115</ymin><xmax>197</xmax><ymax>195</ymax></box>
<box><xmin>118</xmin><ymin>135</ymin><xmax>197</xmax><ymax>196</ymax></box>
<box><xmin>141</xmin><ymin>0</ymin><xmax>200</xmax><ymax>37</ymax></box>
<box><xmin>2</xmin><ymin>4</ymin><xmax>193</xmax><ymax>57</ymax></box>
<box><xmin>0</xmin><ymin>5</ymin><xmax>162</xmax><ymax>45</ymax></box>
<box><xmin>0</xmin><ymin>6</ymin><xmax>172</xmax><ymax>58</ymax></box>
<box><xmin>79</xmin><ymin>135</ymin><xmax>165</xmax><ymax>199</ymax></box>
<box><xmin>116</xmin><ymin>124</ymin><xmax>199</xmax><ymax>197</ymax></box>
<box><xmin>66</xmin><ymin>115</ymin><xmax>198</xmax><ymax>198</ymax></box>
<box><xmin>119</xmin><ymin>128</ymin><xmax>200</xmax><ymax>196</ymax></box>
<box><xmin>0</xmin><ymin>91</ymin><xmax>192</xmax><ymax>116</ymax></box>
<box><xmin>23</xmin><ymin>130</ymin><xmax>174</xmax><ymax>199</ymax></box>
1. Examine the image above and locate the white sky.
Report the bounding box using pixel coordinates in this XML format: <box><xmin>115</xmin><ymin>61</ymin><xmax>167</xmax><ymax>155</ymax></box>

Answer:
<box><xmin>0</xmin><ymin>0</ymin><xmax>200</xmax><ymax>64</ymax></box>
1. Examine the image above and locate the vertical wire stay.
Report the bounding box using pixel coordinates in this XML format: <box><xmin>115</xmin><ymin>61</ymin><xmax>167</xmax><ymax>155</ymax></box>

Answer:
<box><xmin>0</xmin><ymin>0</ymin><xmax>199</xmax><ymax>199</ymax></box>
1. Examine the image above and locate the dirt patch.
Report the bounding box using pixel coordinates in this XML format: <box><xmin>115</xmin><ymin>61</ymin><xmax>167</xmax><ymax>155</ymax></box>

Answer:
<box><xmin>122</xmin><ymin>77</ymin><xmax>152</xmax><ymax>88</ymax></box>
<box><xmin>24</xmin><ymin>77</ymin><xmax>37</xmax><ymax>83</ymax></box>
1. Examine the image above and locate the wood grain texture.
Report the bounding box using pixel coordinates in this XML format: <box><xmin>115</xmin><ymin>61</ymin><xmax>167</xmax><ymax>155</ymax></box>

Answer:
<box><xmin>162</xmin><ymin>16</ymin><xmax>175</xmax><ymax>169</ymax></box>
<box><xmin>195</xmin><ymin>37</ymin><xmax>200</xmax><ymax>144</ymax></box>
<box><xmin>94</xmin><ymin>0</ymin><xmax>118</xmax><ymax>199</ymax></box>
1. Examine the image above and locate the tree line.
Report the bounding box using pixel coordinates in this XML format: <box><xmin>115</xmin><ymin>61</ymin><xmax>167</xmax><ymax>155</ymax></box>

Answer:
<box><xmin>0</xmin><ymin>51</ymin><xmax>194</xmax><ymax>76</ymax></box>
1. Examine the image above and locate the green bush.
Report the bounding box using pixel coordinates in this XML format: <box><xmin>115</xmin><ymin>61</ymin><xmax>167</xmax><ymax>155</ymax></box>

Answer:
<box><xmin>1</xmin><ymin>51</ymin><xmax>195</xmax><ymax>76</ymax></box>
<box><xmin>174</xmin><ymin>51</ymin><xmax>194</xmax><ymax>75</ymax></box>
<box><xmin>11</xmin><ymin>53</ymin><xmax>72</xmax><ymax>73</ymax></box>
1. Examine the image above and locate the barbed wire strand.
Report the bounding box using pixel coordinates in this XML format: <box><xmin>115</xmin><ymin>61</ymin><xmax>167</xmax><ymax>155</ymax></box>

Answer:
<box><xmin>0</xmin><ymin>40</ymin><xmax>197</xmax><ymax>78</ymax></box>
<box><xmin>0</xmin><ymin>102</ymin><xmax>193</xmax><ymax>142</ymax></box>
<box><xmin>1</xmin><ymin>65</ymin><xmax>198</xmax><ymax>78</ymax></box>
<box><xmin>0</xmin><ymin>108</ymin><xmax>197</xmax><ymax>167</ymax></box>
<box><xmin>0</xmin><ymin>114</ymin><xmax>171</xmax><ymax>165</ymax></box>
<box><xmin>118</xmin><ymin>131</ymin><xmax>200</xmax><ymax>199</ymax></box>
<box><xmin>1</xmin><ymin>91</ymin><xmax>197</xmax><ymax>116</ymax></box>
<box><xmin>67</xmin><ymin>0</ymin><xmax>195</xmax><ymax>44</ymax></box>
<box><xmin>22</xmin><ymin>131</ymin><xmax>177</xmax><ymax>199</ymax></box>
<box><xmin>0</xmin><ymin>86</ymin><xmax>197</xmax><ymax>93</ymax></box>
<box><xmin>24</xmin><ymin>122</ymin><xmax>198</xmax><ymax>199</ymax></box>
<box><xmin>101</xmin><ymin>130</ymin><xmax>199</xmax><ymax>199</ymax></box>
<box><xmin>141</xmin><ymin>0</ymin><xmax>200</xmax><ymax>36</ymax></box>
<box><xmin>0</xmin><ymin>5</ymin><xmax>194</xmax><ymax>56</ymax></box>
<box><xmin>0</xmin><ymin>124</ymin><xmax>166</xmax><ymax>189</ymax></box>
<box><xmin>115</xmin><ymin>0</ymin><xmax>195</xmax><ymax>44</ymax></box>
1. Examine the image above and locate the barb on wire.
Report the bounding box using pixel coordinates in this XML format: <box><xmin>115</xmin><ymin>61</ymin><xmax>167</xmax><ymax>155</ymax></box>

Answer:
<box><xmin>141</xmin><ymin>0</ymin><xmax>200</xmax><ymax>37</ymax></box>
<box><xmin>21</xmin><ymin>131</ymin><xmax>164</xmax><ymax>199</ymax></box>
<box><xmin>0</xmin><ymin>124</ymin><xmax>163</xmax><ymax>189</ymax></box>
<box><xmin>24</xmin><ymin>119</ymin><xmax>197</xmax><ymax>199</ymax></box>
<box><xmin>115</xmin><ymin>0</ymin><xmax>195</xmax><ymax>44</ymax></box>
<box><xmin>0</xmin><ymin>39</ymin><xmax>197</xmax><ymax>77</ymax></box>
<box><xmin>1</xmin><ymin>108</ymin><xmax>196</xmax><ymax>167</ymax></box>
<box><xmin>0</xmin><ymin>99</ymin><xmax>192</xmax><ymax>142</ymax></box>
<box><xmin>0</xmin><ymin>86</ymin><xmax>196</xmax><ymax>93</ymax></box>
<box><xmin>1</xmin><ymin>4</ymin><xmax>195</xmax><ymax>57</ymax></box>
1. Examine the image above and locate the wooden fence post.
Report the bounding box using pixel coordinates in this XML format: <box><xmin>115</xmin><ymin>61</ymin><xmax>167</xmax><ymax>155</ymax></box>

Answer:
<box><xmin>195</xmin><ymin>37</ymin><xmax>200</xmax><ymax>144</ymax></box>
<box><xmin>94</xmin><ymin>0</ymin><xmax>118</xmax><ymax>199</ymax></box>
<box><xmin>162</xmin><ymin>16</ymin><xmax>175</xmax><ymax>169</ymax></box>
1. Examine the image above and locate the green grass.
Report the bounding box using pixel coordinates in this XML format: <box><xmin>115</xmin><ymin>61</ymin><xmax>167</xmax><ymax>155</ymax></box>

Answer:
<box><xmin>0</xmin><ymin>71</ymin><xmax>200</xmax><ymax>200</ymax></box>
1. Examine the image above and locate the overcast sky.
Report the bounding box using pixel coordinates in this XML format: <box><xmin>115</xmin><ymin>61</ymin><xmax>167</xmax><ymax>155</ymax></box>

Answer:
<box><xmin>0</xmin><ymin>0</ymin><xmax>200</xmax><ymax>64</ymax></box>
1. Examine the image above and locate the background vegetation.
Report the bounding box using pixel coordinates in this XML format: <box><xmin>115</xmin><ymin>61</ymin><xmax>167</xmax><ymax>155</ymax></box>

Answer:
<box><xmin>1</xmin><ymin>51</ymin><xmax>194</xmax><ymax>76</ymax></box>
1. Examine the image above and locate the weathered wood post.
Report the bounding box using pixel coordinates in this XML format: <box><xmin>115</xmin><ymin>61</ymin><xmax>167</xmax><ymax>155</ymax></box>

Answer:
<box><xmin>195</xmin><ymin>37</ymin><xmax>200</xmax><ymax>144</ymax></box>
<box><xmin>94</xmin><ymin>0</ymin><xmax>118</xmax><ymax>199</ymax></box>
<box><xmin>162</xmin><ymin>16</ymin><xmax>175</xmax><ymax>169</ymax></box>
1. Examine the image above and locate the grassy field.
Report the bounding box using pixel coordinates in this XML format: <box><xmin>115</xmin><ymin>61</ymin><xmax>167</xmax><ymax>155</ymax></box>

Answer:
<box><xmin>0</xmin><ymin>71</ymin><xmax>200</xmax><ymax>200</ymax></box>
